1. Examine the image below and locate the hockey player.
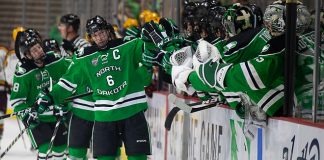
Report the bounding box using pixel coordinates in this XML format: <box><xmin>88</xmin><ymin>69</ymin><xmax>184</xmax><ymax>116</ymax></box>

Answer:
<box><xmin>58</xmin><ymin>14</ymin><xmax>90</xmax><ymax>56</ymax></box>
<box><xmin>36</xmin><ymin>15</ymin><xmax>151</xmax><ymax>160</ymax></box>
<box><xmin>10</xmin><ymin>28</ymin><xmax>70</xmax><ymax>159</ymax></box>
<box><xmin>171</xmin><ymin>1</ymin><xmax>311</xmax><ymax>120</ymax></box>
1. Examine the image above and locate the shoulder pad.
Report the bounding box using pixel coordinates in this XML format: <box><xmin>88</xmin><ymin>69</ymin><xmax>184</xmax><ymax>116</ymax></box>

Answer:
<box><xmin>76</xmin><ymin>46</ymin><xmax>98</xmax><ymax>58</ymax></box>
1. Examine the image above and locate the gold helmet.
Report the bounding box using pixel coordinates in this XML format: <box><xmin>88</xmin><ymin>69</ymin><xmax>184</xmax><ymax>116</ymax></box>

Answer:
<box><xmin>139</xmin><ymin>10</ymin><xmax>152</xmax><ymax>21</ymax></box>
<box><xmin>144</xmin><ymin>12</ymin><xmax>160</xmax><ymax>23</ymax></box>
<box><xmin>12</xmin><ymin>27</ymin><xmax>25</xmax><ymax>41</ymax></box>
<box><xmin>123</xmin><ymin>18</ymin><xmax>139</xmax><ymax>29</ymax></box>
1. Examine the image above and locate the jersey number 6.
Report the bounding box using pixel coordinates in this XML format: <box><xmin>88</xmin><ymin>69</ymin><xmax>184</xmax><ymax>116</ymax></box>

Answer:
<box><xmin>106</xmin><ymin>75</ymin><xmax>115</xmax><ymax>86</ymax></box>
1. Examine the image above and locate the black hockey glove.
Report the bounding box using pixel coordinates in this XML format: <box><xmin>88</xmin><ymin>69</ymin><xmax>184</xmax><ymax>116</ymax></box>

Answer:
<box><xmin>62</xmin><ymin>39</ymin><xmax>76</xmax><ymax>53</ymax></box>
<box><xmin>159</xmin><ymin>18</ymin><xmax>180</xmax><ymax>38</ymax></box>
<box><xmin>141</xmin><ymin>21</ymin><xmax>170</xmax><ymax>48</ymax></box>
<box><xmin>36</xmin><ymin>88</ymin><xmax>54</xmax><ymax>114</ymax></box>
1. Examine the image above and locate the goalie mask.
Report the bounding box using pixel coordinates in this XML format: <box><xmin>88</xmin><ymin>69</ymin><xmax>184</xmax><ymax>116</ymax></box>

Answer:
<box><xmin>263</xmin><ymin>2</ymin><xmax>286</xmax><ymax>36</ymax></box>
<box><xmin>296</xmin><ymin>4</ymin><xmax>311</xmax><ymax>35</ymax></box>
<box><xmin>222</xmin><ymin>3</ymin><xmax>254</xmax><ymax>37</ymax></box>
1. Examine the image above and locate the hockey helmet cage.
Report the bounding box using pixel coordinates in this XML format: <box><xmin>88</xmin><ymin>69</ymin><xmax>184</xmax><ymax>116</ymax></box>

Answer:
<box><xmin>296</xmin><ymin>4</ymin><xmax>311</xmax><ymax>35</ymax></box>
<box><xmin>223</xmin><ymin>3</ymin><xmax>254</xmax><ymax>37</ymax></box>
<box><xmin>263</xmin><ymin>2</ymin><xmax>286</xmax><ymax>36</ymax></box>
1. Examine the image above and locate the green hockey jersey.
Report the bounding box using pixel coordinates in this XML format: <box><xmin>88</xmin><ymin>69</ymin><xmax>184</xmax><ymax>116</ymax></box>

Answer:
<box><xmin>219</xmin><ymin>27</ymin><xmax>271</xmax><ymax>64</ymax></box>
<box><xmin>50</xmin><ymin>38</ymin><xmax>148</xmax><ymax>122</ymax></box>
<box><xmin>189</xmin><ymin>34</ymin><xmax>287</xmax><ymax>116</ymax></box>
<box><xmin>10</xmin><ymin>53</ymin><xmax>71</xmax><ymax>122</ymax></box>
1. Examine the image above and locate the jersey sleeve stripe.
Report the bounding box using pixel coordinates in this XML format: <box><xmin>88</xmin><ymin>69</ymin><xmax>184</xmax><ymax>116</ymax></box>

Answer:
<box><xmin>258</xmin><ymin>84</ymin><xmax>284</xmax><ymax>111</ymax></box>
<box><xmin>58</xmin><ymin>79</ymin><xmax>76</xmax><ymax>92</ymax></box>
<box><xmin>247</xmin><ymin>61</ymin><xmax>265</xmax><ymax>89</ymax></box>
<box><xmin>10</xmin><ymin>99</ymin><xmax>26</xmax><ymax>108</ymax></box>
<box><xmin>240</xmin><ymin>62</ymin><xmax>258</xmax><ymax>90</ymax></box>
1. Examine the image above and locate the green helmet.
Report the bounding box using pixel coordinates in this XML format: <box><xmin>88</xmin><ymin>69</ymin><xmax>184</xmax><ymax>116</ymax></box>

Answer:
<box><xmin>222</xmin><ymin>3</ymin><xmax>254</xmax><ymax>37</ymax></box>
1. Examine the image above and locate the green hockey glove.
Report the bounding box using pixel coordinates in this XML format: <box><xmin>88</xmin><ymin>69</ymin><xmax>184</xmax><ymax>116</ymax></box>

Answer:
<box><xmin>19</xmin><ymin>110</ymin><xmax>39</xmax><ymax>129</ymax></box>
<box><xmin>36</xmin><ymin>89</ymin><xmax>54</xmax><ymax>114</ymax></box>
<box><xmin>142</xmin><ymin>48</ymin><xmax>166</xmax><ymax>67</ymax></box>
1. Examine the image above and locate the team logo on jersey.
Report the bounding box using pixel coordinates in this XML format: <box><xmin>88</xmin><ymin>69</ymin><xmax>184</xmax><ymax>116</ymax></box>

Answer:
<box><xmin>35</xmin><ymin>73</ymin><xmax>41</xmax><ymax>81</ymax></box>
<box><xmin>223</xmin><ymin>41</ymin><xmax>237</xmax><ymax>55</ymax></box>
<box><xmin>92</xmin><ymin>57</ymin><xmax>99</xmax><ymax>66</ymax></box>
<box><xmin>16</xmin><ymin>66</ymin><xmax>26</xmax><ymax>74</ymax></box>
<box><xmin>261</xmin><ymin>44</ymin><xmax>270</xmax><ymax>53</ymax></box>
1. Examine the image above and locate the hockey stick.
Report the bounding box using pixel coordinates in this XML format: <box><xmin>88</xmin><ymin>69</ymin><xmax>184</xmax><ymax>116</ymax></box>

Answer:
<box><xmin>45</xmin><ymin>116</ymin><xmax>63</xmax><ymax>159</ymax></box>
<box><xmin>165</xmin><ymin>94</ymin><xmax>222</xmax><ymax>130</ymax></box>
<box><xmin>16</xmin><ymin>118</ymin><xmax>27</xmax><ymax>149</ymax></box>
<box><xmin>0</xmin><ymin>91</ymin><xmax>93</xmax><ymax>120</ymax></box>
<box><xmin>0</xmin><ymin>127</ymin><xmax>28</xmax><ymax>158</ymax></box>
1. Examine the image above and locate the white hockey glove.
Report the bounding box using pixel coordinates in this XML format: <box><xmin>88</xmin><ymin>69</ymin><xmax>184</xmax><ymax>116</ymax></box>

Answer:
<box><xmin>171</xmin><ymin>46</ymin><xmax>195</xmax><ymax>95</ymax></box>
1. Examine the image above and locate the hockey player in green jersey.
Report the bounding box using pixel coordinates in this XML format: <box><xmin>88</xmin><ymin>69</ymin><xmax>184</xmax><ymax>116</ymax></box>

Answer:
<box><xmin>172</xmin><ymin>1</ymin><xmax>311</xmax><ymax>120</ymax></box>
<box><xmin>10</xmin><ymin>28</ymin><xmax>70</xmax><ymax>159</ymax></box>
<box><xmin>36</xmin><ymin>15</ymin><xmax>151</xmax><ymax>160</ymax></box>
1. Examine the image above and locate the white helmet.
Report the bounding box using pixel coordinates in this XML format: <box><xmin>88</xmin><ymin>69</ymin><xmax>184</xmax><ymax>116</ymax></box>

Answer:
<box><xmin>263</xmin><ymin>1</ymin><xmax>286</xmax><ymax>36</ymax></box>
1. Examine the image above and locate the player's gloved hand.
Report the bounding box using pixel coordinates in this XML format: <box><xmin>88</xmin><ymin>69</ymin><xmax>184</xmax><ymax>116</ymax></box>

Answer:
<box><xmin>125</xmin><ymin>26</ymin><xmax>141</xmax><ymax>38</ymax></box>
<box><xmin>53</xmin><ymin>105</ymin><xmax>68</xmax><ymax>117</ymax></box>
<box><xmin>161</xmin><ymin>51</ymin><xmax>172</xmax><ymax>74</ymax></box>
<box><xmin>159</xmin><ymin>18</ymin><xmax>181</xmax><ymax>40</ymax></box>
<box><xmin>142</xmin><ymin>48</ymin><xmax>166</xmax><ymax>67</ymax></box>
<box><xmin>36</xmin><ymin>89</ymin><xmax>54</xmax><ymax>114</ymax></box>
<box><xmin>62</xmin><ymin>39</ymin><xmax>76</xmax><ymax>53</ymax></box>
<box><xmin>19</xmin><ymin>110</ymin><xmax>39</xmax><ymax>129</ymax></box>
<box><xmin>141</xmin><ymin>21</ymin><xmax>171</xmax><ymax>48</ymax></box>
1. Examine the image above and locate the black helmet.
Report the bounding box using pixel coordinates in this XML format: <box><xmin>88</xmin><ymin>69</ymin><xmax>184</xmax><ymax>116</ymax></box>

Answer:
<box><xmin>43</xmin><ymin>39</ymin><xmax>60</xmax><ymax>53</ymax></box>
<box><xmin>18</xmin><ymin>29</ymin><xmax>43</xmax><ymax>59</ymax></box>
<box><xmin>86</xmin><ymin>15</ymin><xmax>113</xmax><ymax>35</ymax></box>
<box><xmin>60</xmin><ymin>14</ymin><xmax>80</xmax><ymax>31</ymax></box>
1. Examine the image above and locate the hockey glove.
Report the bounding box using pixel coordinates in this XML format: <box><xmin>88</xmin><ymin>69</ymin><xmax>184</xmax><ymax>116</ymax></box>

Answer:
<box><xmin>125</xmin><ymin>26</ymin><xmax>141</xmax><ymax>38</ymax></box>
<box><xmin>36</xmin><ymin>89</ymin><xmax>54</xmax><ymax>114</ymax></box>
<box><xmin>193</xmin><ymin>58</ymin><xmax>232</xmax><ymax>91</ymax></box>
<box><xmin>19</xmin><ymin>109</ymin><xmax>39</xmax><ymax>129</ymax></box>
<box><xmin>53</xmin><ymin>105</ymin><xmax>68</xmax><ymax>118</ymax></box>
<box><xmin>159</xmin><ymin>18</ymin><xmax>179</xmax><ymax>37</ymax></box>
<box><xmin>141</xmin><ymin>21</ymin><xmax>171</xmax><ymax>48</ymax></box>
<box><xmin>62</xmin><ymin>39</ymin><xmax>76</xmax><ymax>53</ymax></box>
<box><xmin>162</xmin><ymin>52</ymin><xmax>172</xmax><ymax>75</ymax></box>
<box><xmin>142</xmin><ymin>48</ymin><xmax>166</xmax><ymax>67</ymax></box>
